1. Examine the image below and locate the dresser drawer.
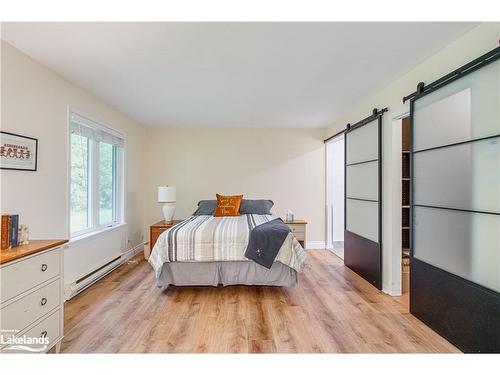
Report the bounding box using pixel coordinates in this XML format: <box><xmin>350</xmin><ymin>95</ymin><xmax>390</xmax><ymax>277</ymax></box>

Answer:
<box><xmin>291</xmin><ymin>231</ymin><xmax>305</xmax><ymax>241</ymax></box>
<box><xmin>23</xmin><ymin>309</ymin><xmax>61</xmax><ymax>350</ymax></box>
<box><xmin>1</xmin><ymin>248</ymin><xmax>61</xmax><ymax>303</ymax></box>
<box><xmin>1</xmin><ymin>309</ymin><xmax>61</xmax><ymax>353</ymax></box>
<box><xmin>288</xmin><ymin>224</ymin><xmax>305</xmax><ymax>234</ymax></box>
<box><xmin>1</xmin><ymin>279</ymin><xmax>60</xmax><ymax>332</ymax></box>
<box><xmin>150</xmin><ymin>227</ymin><xmax>168</xmax><ymax>249</ymax></box>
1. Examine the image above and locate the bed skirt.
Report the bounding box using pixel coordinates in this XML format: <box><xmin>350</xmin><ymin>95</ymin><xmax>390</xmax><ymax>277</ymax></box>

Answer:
<box><xmin>156</xmin><ymin>261</ymin><xmax>298</xmax><ymax>288</ymax></box>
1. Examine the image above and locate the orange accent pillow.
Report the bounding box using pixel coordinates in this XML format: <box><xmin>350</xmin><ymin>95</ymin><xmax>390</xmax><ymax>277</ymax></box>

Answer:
<box><xmin>214</xmin><ymin>194</ymin><xmax>243</xmax><ymax>217</ymax></box>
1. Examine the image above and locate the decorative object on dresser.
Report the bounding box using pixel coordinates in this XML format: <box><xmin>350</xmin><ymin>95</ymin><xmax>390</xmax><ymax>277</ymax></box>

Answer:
<box><xmin>284</xmin><ymin>219</ymin><xmax>307</xmax><ymax>248</ymax></box>
<box><xmin>0</xmin><ymin>131</ymin><xmax>38</xmax><ymax>171</ymax></box>
<box><xmin>18</xmin><ymin>224</ymin><xmax>29</xmax><ymax>245</ymax></box>
<box><xmin>0</xmin><ymin>239</ymin><xmax>68</xmax><ymax>353</ymax></box>
<box><xmin>1</xmin><ymin>213</ymin><xmax>20</xmax><ymax>250</ymax></box>
<box><xmin>157</xmin><ymin>186</ymin><xmax>176</xmax><ymax>224</ymax></box>
<box><xmin>149</xmin><ymin>220</ymin><xmax>183</xmax><ymax>256</ymax></box>
<box><xmin>1</xmin><ymin>215</ymin><xmax>10</xmax><ymax>249</ymax></box>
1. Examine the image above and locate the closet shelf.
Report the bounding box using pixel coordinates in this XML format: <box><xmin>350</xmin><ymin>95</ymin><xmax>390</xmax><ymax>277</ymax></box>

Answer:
<box><xmin>402</xmin><ymin>116</ymin><xmax>411</xmax><ymax>295</ymax></box>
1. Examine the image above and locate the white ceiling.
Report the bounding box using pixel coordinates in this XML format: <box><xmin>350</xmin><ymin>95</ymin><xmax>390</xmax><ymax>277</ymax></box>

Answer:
<box><xmin>2</xmin><ymin>22</ymin><xmax>477</xmax><ymax>128</ymax></box>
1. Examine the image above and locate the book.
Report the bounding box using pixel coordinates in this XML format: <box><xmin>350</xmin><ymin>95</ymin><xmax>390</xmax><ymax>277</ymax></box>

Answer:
<box><xmin>1</xmin><ymin>214</ymin><xmax>10</xmax><ymax>250</ymax></box>
<box><xmin>10</xmin><ymin>214</ymin><xmax>19</xmax><ymax>248</ymax></box>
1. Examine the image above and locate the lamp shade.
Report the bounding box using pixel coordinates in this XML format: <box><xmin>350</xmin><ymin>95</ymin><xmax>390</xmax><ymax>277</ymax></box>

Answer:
<box><xmin>158</xmin><ymin>186</ymin><xmax>176</xmax><ymax>202</ymax></box>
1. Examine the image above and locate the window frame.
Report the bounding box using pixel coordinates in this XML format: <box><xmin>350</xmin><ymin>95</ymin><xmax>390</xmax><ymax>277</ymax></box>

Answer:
<box><xmin>68</xmin><ymin>111</ymin><xmax>125</xmax><ymax>239</ymax></box>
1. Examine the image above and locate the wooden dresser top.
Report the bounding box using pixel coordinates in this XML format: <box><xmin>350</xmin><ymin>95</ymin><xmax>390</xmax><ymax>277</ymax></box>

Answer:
<box><xmin>151</xmin><ymin>220</ymin><xmax>183</xmax><ymax>228</ymax></box>
<box><xmin>0</xmin><ymin>239</ymin><xmax>68</xmax><ymax>265</ymax></box>
<box><xmin>284</xmin><ymin>220</ymin><xmax>307</xmax><ymax>225</ymax></box>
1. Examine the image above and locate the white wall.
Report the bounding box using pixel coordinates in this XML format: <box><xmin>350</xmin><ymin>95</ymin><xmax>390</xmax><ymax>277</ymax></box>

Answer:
<box><xmin>64</xmin><ymin>226</ymin><xmax>128</xmax><ymax>284</ymax></box>
<box><xmin>143</xmin><ymin>127</ymin><xmax>325</xmax><ymax>246</ymax></box>
<box><xmin>0</xmin><ymin>41</ymin><xmax>146</xmax><ymax>285</ymax></box>
<box><xmin>324</xmin><ymin>22</ymin><xmax>500</xmax><ymax>294</ymax></box>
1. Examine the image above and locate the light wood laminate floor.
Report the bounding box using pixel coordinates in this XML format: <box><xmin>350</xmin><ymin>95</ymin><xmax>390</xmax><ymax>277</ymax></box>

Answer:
<box><xmin>61</xmin><ymin>250</ymin><xmax>459</xmax><ymax>353</ymax></box>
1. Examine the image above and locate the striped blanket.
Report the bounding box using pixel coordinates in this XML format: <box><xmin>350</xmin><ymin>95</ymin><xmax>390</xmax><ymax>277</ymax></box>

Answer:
<box><xmin>149</xmin><ymin>214</ymin><xmax>307</xmax><ymax>278</ymax></box>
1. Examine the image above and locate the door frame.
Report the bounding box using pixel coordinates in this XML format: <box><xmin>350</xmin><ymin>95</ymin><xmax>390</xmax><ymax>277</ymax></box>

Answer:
<box><xmin>388</xmin><ymin>111</ymin><xmax>410</xmax><ymax>296</ymax></box>
<box><xmin>325</xmin><ymin>132</ymin><xmax>345</xmax><ymax>252</ymax></box>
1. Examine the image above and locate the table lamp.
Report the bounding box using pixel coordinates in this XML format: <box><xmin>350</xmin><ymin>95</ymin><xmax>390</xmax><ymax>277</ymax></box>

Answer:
<box><xmin>157</xmin><ymin>186</ymin><xmax>176</xmax><ymax>224</ymax></box>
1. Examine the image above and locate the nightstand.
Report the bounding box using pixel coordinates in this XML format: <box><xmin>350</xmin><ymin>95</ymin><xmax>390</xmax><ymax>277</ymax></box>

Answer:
<box><xmin>149</xmin><ymin>220</ymin><xmax>183</xmax><ymax>251</ymax></box>
<box><xmin>284</xmin><ymin>220</ymin><xmax>307</xmax><ymax>248</ymax></box>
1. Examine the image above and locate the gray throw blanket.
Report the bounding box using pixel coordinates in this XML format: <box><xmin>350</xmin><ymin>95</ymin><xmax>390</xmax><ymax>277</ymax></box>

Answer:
<box><xmin>244</xmin><ymin>218</ymin><xmax>291</xmax><ymax>269</ymax></box>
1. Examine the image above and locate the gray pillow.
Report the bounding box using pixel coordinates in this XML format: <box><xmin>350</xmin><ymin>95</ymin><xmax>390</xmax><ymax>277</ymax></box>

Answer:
<box><xmin>193</xmin><ymin>199</ymin><xmax>274</xmax><ymax>215</ymax></box>
<box><xmin>193</xmin><ymin>200</ymin><xmax>217</xmax><ymax>215</ymax></box>
<box><xmin>239</xmin><ymin>199</ymin><xmax>274</xmax><ymax>215</ymax></box>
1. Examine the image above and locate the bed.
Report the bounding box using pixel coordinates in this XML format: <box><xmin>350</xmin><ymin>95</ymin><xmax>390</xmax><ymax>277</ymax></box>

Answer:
<box><xmin>148</xmin><ymin>213</ymin><xmax>307</xmax><ymax>288</ymax></box>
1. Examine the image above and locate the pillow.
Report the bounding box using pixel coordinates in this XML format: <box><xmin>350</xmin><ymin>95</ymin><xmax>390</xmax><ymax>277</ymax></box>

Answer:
<box><xmin>214</xmin><ymin>194</ymin><xmax>243</xmax><ymax>217</ymax></box>
<box><xmin>239</xmin><ymin>199</ymin><xmax>274</xmax><ymax>215</ymax></box>
<box><xmin>193</xmin><ymin>200</ymin><xmax>217</xmax><ymax>215</ymax></box>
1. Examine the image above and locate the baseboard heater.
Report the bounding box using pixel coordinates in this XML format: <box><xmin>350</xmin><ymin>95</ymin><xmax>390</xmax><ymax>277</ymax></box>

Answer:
<box><xmin>66</xmin><ymin>255</ymin><xmax>122</xmax><ymax>300</ymax></box>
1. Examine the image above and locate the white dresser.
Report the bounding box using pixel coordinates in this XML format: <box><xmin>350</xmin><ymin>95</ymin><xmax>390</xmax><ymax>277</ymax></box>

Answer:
<box><xmin>0</xmin><ymin>240</ymin><xmax>67</xmax><ymax>354</ymax></box>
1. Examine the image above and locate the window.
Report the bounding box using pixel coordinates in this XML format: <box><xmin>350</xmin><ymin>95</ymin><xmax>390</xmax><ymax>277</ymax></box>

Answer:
<box><xmin>69</xmin><ymin>113</ymin><xmax>124</xmax><ymax>237</ymax></box>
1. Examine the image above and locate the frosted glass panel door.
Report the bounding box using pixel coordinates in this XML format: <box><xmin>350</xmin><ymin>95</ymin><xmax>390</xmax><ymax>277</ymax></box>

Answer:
<box><xmin>344</xmin><ymin>114</ymin><xmax>382</xmax><ymax>289</ymax></box>
<box><xmin>409</xmin><ymin>52</ymin><xmax>500</xmax><ymax>353</ymax></box>
<box><xmin>412</xmin><ymin>60</ymin><xmax>500</xmax><ymax>293</ymax></box>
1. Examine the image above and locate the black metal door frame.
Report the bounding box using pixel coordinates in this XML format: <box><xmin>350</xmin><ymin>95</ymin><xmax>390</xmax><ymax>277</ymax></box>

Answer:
<box><xmin>343</xmin><ymin>108</ymin><xmax>387</xmax><ymax>289</ymax></box>
<box><xmin>405</xmin><ymin>46</ymin><xmax>500</xmax><ymax>353</ymax></box>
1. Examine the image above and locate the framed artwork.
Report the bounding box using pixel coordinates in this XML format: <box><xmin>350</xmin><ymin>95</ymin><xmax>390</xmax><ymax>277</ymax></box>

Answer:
<box><xmin>0</xmin><ymin>131</ymin><xmax>38</xmax><ymax>171</ymax></box>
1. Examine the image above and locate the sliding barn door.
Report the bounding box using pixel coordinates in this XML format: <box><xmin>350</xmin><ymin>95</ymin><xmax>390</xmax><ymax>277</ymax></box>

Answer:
<box><xmin>409</xmin><ymin>50</ymin><xmax>500</xmax><ymax>352</ymax></box>
<box><xmin>344</xmin><ymin>109</ymin><xmax>384</xmax><ymax>289</ymax></box>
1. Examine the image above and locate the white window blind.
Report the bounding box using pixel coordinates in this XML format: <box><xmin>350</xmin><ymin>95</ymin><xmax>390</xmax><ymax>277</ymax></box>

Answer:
<box><xmin>70</xmin><ymin>113</ymin><xmax>125</xmax><ymax>148</ymax></box>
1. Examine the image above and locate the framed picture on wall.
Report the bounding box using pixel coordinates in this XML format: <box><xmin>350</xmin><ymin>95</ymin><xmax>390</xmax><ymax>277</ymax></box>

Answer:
<box><xmin>0</xmin><ymin>131</ymin><xmax>38</xmax><ymax>171</ymax></box>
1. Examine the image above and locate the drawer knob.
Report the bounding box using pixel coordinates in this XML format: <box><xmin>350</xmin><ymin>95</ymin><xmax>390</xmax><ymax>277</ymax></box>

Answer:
<box><xmin>41</xmin><ymin>297</ymin><xmax>47</xmax><ymax>306</ymax></box>
<box><xmin>41</xmin><ymin>264</ymin><xmax>48</xmax><ymax>272</ymax></box>
<box><xmin>41</xmin><ymin>331</ymin><xmax>48</xmax><ymax>338</ymax></box>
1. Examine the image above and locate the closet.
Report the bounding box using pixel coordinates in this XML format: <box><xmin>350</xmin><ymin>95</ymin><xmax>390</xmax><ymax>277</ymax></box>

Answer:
<box><xmin>401</xmin><ymin>117</ymin><xmax>411</xmax><ymax>294</ymax></box>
